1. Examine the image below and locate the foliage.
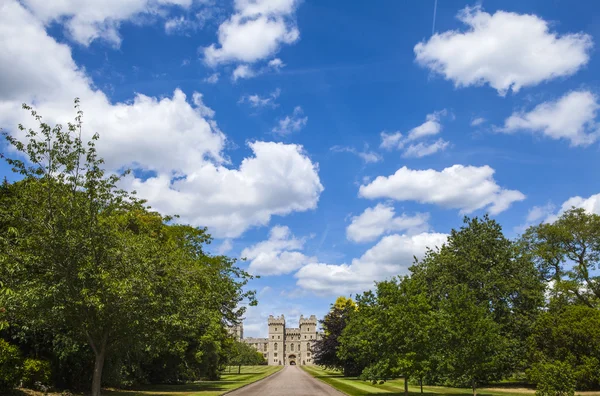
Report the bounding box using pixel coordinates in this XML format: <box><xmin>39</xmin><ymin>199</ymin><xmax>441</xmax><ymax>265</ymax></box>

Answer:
<box><xmin>0</xmin><ymin>101</ymin><xmax>256</xmax><ymax>395</ymax></box>
<box><xmin>522</xmin><ymin>208</ymin><xmax>600</xmax><ymax>308</ymax></box>
<box><xmin>0</xmin><ymin>338</ymin><xmax>22</xmax><ymax>391</ymax></box>
<box><xmin>22</xmin><ymin>358</ymin><xmax>52</xmax><ymax>388</ymax></box>
<box><xmin>313</xmin><ymin>296</ymin><xmax>360</xmax><ymax>376</ymax></box>
<box><xmin>527</xmin><ymin>361</ymin><xmax>576</xmax><ymax>396</ymax></box>
<box><xmin>227</xmin><ymin>340</ymin><xmax>266</xmax><ymax>373</ymax></box>
<box><xmin>529</xmin><ymin>305</ymin><xmax>600</xmax><ymax>389</ymax></box>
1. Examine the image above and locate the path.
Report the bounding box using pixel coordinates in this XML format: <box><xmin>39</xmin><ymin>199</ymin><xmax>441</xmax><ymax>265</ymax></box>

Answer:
<box><xmin>226</xmin><ymin>366</ymin><xmax>345</xmax><ymax>396</ymax></box>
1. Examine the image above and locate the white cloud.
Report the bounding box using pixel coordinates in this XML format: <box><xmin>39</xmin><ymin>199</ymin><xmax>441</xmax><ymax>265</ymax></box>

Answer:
<box><xmin>19</xmin><ymin>0</ymin><xmax>197</xmax><ymax>46</ymax></box>
<box><xmin>204</xmin><ymin>0</ymin><xmax>300</xmax><ymax>66</ymax></box>
<box><xmin>414</xmin><ymin>5</ymin><xmax>593</xmax><ymax>95</ymax></box>
<box><xmin>471</xmin><ymin>117</ymin><xmax>486</xmax><ymax>127</ymax></box>
<box><xmin>403</xmin><ymin>139</ymin><xmax>450</xmax><ymax>158</ymax></box>
<box><xmin>295</xmin><ymin>232</ymin><xmax>448</xmax><ymax>295</ymax></box>
<box><xmin>359</xmin><ymin>165</ymin><xmax>525</xmax><ymax>215</ymax></box>
<box><xmin>272</xmin><ymin>106</ymin><xmax>307</xmax><ymax>135</ymax></box>
<box><xmin>501</xmin><ymin>91</ymin><xmax>600</xmax><ymax>147</ymax></box>
<box><xmin>240</xmin><ymin>88</ymin><xmax>281</xmax><ymax>108</ymax></box>
<box><xmin>346</xmin><ymin>204</ymin><xmax>430</xmax><ymax>243</ymax></box>
<box><xmin>330</xmin><ymin>145</ymin><xmax>382</xmax><ymax>164</ymax></box>
<box><xmin>204</xmin><ymin>72</ymin><xmax>220</xmax><ymax>83</ymax></box>
<box><xmin>241</xmin><ymin>226</ymin><xmax>315</xmax><ymax>275</ymax></box>
<box><xmin>526</xmin><ymin>203</ymin><xmax>556</xmax><ymax>223</ymax></box>
<box><xmin>380</xmin><ymin>110</ymin><xmax>449</xmax><ymax>158</ymax></box>
<box><xmin>232</xmin><ymin>64</ymin><xmax>256</xmax><ymax>81</ymax></box>
<box><xmin>268</xmin><ymin>58</ymin><xmax>285</xmax><ymax>69</ymax></box>
<box><xmin>0</xmin><ymin>1</ymin><xmax>324</xmax><ymax>239</ymax></box>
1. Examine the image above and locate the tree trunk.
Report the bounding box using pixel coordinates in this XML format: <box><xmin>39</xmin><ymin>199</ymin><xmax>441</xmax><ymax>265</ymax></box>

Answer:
<box><xmin>238</xmin><ymin>364</ymin><xmax>241</xmax><ymax>374</ymax></box>
<box><xmin>420</xmin><ymin>377</ymin><xmax>423</xmax><ymax>394</ymax></box>
<box><xmin>472</xmin><ymin>380</ymin><xmax>477</xmax><ymax>396</ymax></box>
<box><xmin>404</xmin><ymin>376</ymin><xmax>409</xmax><ymax>396</ymax></box>
<box><xmin>90</xmin><ymin>333</ymin><xmax>108</xmax><ymax>396</ymax></box>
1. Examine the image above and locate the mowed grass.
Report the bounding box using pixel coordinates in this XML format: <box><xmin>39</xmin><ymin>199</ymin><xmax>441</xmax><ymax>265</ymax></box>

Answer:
<box><xmin>15</xmin><ymin>366</ymin><xmax>281</xmax><ymax>396</ymax></box>
<box><xmin>301</xmin><ymin>366</ymin><xmax>600</xmax><ymax>396</ymax></box>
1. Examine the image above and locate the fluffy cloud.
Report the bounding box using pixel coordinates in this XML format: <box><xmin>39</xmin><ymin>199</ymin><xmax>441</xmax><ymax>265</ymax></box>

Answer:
<box><xmin>501</xmin><ymin>91</ymin><xmax>600</xmax><ymax>147</ymax></box>
<box><xmin>0</xmin><ymin>0</ymin><xmax>324</xmax><ymax>238</ymax></box>
<box><xmin>359</xmin><ymin>165</ymin><xmax>525</xmax><ymax>215</ymax></box>
<box><xmin>272</xmin><ymin>106</ymin><xmax>308</xmax><ymax>135</ymax></box>
<box><xmin>346</xmin><ymin>204</ymin><xmax>430</xmax><ymax>243</ymax></box>
<box><xmin>414</xmin><ymin>6</ymin><xmax>593</xmax><ymax>95</ymax></box>
<box><xmin>380</xmin><ymin>110</ymin><xmax>449</xmax><ymax>158</ymax></box>
<box><xmin>471</xmin><ymin>117</ymin><xmax>486</xmax><ymax>127</ymax></box>
<box><xmin>241</xmin><ymin>226</ymin><xmax>315</xmax><ymax>275</ymax></box>
<box><xmin>19</xmin><ymin>0</ymin><xmax>198</xmax><ymax>46</ymax></box>
<box><xmin>330</xmin><ymin>145</ymin><xmax>382</xmax><ymax>164</ymax></box>
<box><xmin>232</xmin><ymin>64</ymin><xmax>256</xmax><ymax>80</ymax></box>
<box><xmin>296</xmin><ymin>232</ymin><xmax>448</xmax><ymax>295</ymax></box>
<box><xmin>204</xmin><ymin>0</ymin><xmax>300</xmax><ymax>66</ymax></box>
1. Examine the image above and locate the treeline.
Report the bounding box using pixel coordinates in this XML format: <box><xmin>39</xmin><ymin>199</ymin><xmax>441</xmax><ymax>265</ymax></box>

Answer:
<box><xmin>314</xmin><ymin>212</ymin><xmax>600</xmax><ymax>396</ymax></box>
<box><xmin>0</xmin><ymin>103</ymin><xmax>255</xmax><ymax>395</ymax></box>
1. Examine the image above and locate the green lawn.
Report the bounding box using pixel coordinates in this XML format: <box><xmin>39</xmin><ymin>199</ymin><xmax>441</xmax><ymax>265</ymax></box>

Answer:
<box><xmin>104</xmin><ymin>366</ymin><xmax>281</xmax><ymax>396</ymax></box>
<box><xmin>15</xmin><ymin>366</ymin><xmax>281</xmax><ymax>396</ymax></box>
<box><xmin>302</xmin><ymin>366</ymin><xmax>600</xmax><ymax>396</ymax></box>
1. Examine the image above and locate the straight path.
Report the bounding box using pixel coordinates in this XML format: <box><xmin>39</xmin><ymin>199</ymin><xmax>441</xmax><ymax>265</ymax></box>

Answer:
<box><xmin>226</xmin><ymin>366</ymin><xmax>345</xmax><ymax>396</ymax></box>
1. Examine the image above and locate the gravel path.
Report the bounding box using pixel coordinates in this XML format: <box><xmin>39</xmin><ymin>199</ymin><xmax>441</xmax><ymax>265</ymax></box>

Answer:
<box><xmin>226</xmin><ymin>366</ymin><xmax>345</xmax><ymax>396</ymax></box>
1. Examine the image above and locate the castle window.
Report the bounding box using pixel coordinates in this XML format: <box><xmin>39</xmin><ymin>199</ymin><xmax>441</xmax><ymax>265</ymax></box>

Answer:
<box><xmin>264</xmin><ymin>343</ymin><xmax>268</xmax><ymax>351</ymax></box>
<box><xmin>291</xmin><ymin>343</ymin><xmax>294</xmax><ymax>351</ymax></box>
<box><xmin>310</xmin><ymin>335</ymin><xmax>313</xmax><ymax>339</ymax></box>
<box><xmin>278</xmin><ymin>335</ymin><xmax>280</xmax><ymax>339</ymax></box>
<box><xmin>274</xmin><ymin>343</ymin><xmax>278</xmax><ymax>351</ymax></box>
<box><xmin>274</xmin><ymin>353</ymin><xmax>277</xmax><ymax>357</ymax></box>
<box><xmin>272</xmin><ymin>336</ymin><xmax>274</xmax><ymax>339</ymax></box>
<box><xmin>304</xmin><ymin>335</ymin><xmax>306</xmax><ymax>339</ymax></box>
<box><xmin>275</xmin><ymin>328</ymin><xmax>277</xmax><ymax>331</ymax></box>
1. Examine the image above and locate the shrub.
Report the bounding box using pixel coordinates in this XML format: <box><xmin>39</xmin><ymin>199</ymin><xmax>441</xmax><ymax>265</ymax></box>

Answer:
<box><xmin>0</xmin><ymin>339</ymin><xmax>22</xmax><ymax>391</ymax></box>
<box><xmin>528</xmin><ymin>361</ymin><xmax>576</xmax><ymax>396</ymax></box>
<box><xmin>22</xmin><ymin>358</ymin><xmax>51</xmax><ymax>388</ymax></box>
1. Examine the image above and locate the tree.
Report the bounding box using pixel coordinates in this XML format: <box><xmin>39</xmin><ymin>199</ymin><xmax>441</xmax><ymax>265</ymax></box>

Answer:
<box><xmin>0</xmin><ymin>102</ymin><xmax>255</xmax><ymax>395</ymax></box>
<box><xmin>411</xmin><ymin>215</ymin><xmax>544</xmax><ymax>394</ymax></box>
<box><xmin>339</xmin><ymin>277</ymin><xmax>435</xmax><ymax>396</ymax></box>
<box><xmin>529</xmin><ymin>305</ymin><xmax>600</xmax><ymax>390</ymax></box>
<box><xmin>522</xmin><ymin>208</ymin><xmax>600</xmax><ymax>308</ymax></box>
<box><xmin>228</xmin><ymin>341</ymin><xmax>266</xmax><ymax>374</ymax></box>
<box><xmin>313</xmin><ymin>296</ymin><xmax>360</xmax><ymax>376</ymax></box>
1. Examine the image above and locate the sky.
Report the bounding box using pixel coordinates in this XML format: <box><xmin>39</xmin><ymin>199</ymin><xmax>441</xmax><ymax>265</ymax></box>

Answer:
<box><xmin>1</xmin><ymin>0</ymin><xmax>600</xmax><ymax>337</ymax></box>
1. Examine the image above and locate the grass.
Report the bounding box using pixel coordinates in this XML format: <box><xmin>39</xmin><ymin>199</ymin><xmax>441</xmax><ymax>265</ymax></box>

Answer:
<box><xmin>13</xmin><ymin>365</ymin><xmax>281</xmax><ymax>396</ymax></box>
<box><xmin>301</xmin><ymin>366</ymin><xmax>600</xmax><ymax>396</ymax></box>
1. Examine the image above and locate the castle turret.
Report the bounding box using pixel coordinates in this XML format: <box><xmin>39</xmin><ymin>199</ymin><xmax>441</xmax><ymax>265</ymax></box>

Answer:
<box><xmin>268</xmin><ymin>315</ymin><xmax>285</xmax><ymax>365</ymax></box>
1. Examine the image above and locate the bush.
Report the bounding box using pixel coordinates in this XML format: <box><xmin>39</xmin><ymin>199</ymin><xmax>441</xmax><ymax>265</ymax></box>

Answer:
<box><xmin>528</xmin><ymin>361</ymin><xmax>576</xmax><ymax>396</ymax></box>
<box><xmin>0</xmin><ymin>339</ymin><xmax>22</xmax><ymax>391</ymax></box>
<box><xmin>22</xmin><ymin>358</ymin><xmax>51</xmax><ymax>388</ymax></box>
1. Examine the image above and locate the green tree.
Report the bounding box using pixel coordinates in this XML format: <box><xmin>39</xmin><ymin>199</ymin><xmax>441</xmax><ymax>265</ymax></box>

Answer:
<box><xmin>411</xmin><ymin>216</ymin><xmax>544</xmax><ymax>394</ymax></box>
<box><xmin>339</xmin><ymin>277</ymin><xmax>435</xmax><ymax>395</ymax></box>
<box><xmin>313</xmin><ymin>296</ymin><xmax>360</xmax><ymax>376</ymax></box>
<box><xmin>0</xmin><ymin>102</ymin><xmax>255</xmax><ymax>395</ymax></box>
<box><xmin>228</xmin><ymin>340</ymin><xmax>266</xmax><ymax>374</ymax></box>
<box><xmin>522</xmin><ymin>208</ymin><xmax>600</xmax><ymax>308</ymax></box>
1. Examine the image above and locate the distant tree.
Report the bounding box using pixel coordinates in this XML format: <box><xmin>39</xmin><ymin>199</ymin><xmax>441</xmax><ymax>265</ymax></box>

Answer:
<box><xmin>522</xmin><ymin>208</ymin><xmax>600</xmax><ymax>308</ymax></box>
<box><xmin>313</xmin><ymin>296</ymin><xmax>359</xmax><ymax>376</ymax></box>
<box><xmin>228</xmin><ymin>340</ymin><xmax>266</xmax><ymax>374</ymax></box>
<box><xmin>339</xmin><ymin>277</ymin><xmax>435</xmax><ymax>396</ymax></box>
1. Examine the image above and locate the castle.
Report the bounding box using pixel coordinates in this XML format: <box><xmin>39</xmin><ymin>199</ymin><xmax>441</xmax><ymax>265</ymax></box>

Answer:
<box><xmin>237</xmin><ymin>314</ymin><xmax>320</xmax><ymax>366</ymax></box>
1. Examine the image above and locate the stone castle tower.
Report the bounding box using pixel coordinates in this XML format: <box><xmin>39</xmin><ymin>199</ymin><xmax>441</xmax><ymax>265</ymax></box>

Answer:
<box><xmin>241</xmin><ymin>314</ymin><xmax>320</xmax><ymax>366</ymax></box>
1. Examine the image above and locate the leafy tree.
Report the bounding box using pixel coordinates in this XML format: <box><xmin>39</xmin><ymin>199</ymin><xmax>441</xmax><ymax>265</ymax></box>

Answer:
<box><xmin>528</xmin><ymin>361</ymin><xmax>576</xmax><ymax>396</ymax></box>
<box><xmin>228</xmin><ymin>340</ymin><xmax>266</xmax><ymax>374</ymax></box>
<box><xmin>339</xmin><ymin>277</ymin><xmax>435</xmax><ymax>395</ymax></box>
<box><xmin>522</xmin><ymin>208</ymin><xmax>600</xmax><ymax>308</ymax></box>
<box><xmin>0</xmin><ymin>102</ymin><xmax>255</xmax><ymax>395</ymax></box>
<box><xmin>411</xmin><ymin>216</ymin><xmax>544</xmax><ymax>394</ymax></box>
<box><xmin>313</xmin><ymin>296</ymin><xmax>360</xmax><ymax>376</ymax></box>
<box><xmin>529</xmin><ymin>305</ymin><xmax>600</xmax><ymax>390</ymax></box>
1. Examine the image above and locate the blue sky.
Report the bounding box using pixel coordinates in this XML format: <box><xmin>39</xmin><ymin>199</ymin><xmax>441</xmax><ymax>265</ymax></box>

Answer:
<box><xmin>1</xmin><ymin>0</ymin><xmax>600</xmax><ymax>337</ymax></box>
